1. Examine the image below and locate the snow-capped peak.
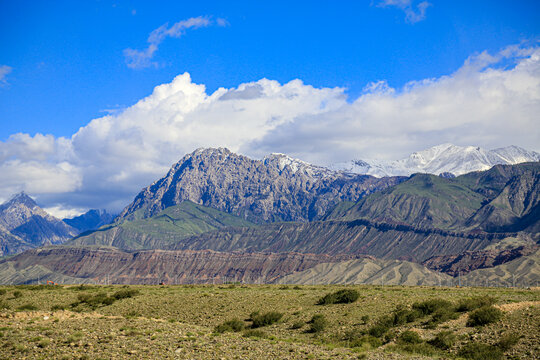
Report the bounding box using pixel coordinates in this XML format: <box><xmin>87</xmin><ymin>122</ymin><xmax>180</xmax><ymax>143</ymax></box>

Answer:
<box><xmin>330</xmin><ymin>144</ymin><xmax>540</xmax><ymax>177</ymax></box>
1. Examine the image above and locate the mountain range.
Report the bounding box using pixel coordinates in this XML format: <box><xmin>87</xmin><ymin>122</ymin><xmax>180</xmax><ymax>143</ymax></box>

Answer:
<box><xmin>331</xmin><ymin>144</ymin><xmax>540</xmax><ymax>177</ymax></box>
<box><xmin>0</xmin><ymin>194</ymin><xmax>114</xmax><ymax>257</ymax></box>
<box><xmin>0</xmin><ymin>144</ymin><xmax>538</xmax><ymax>286</ymax></box>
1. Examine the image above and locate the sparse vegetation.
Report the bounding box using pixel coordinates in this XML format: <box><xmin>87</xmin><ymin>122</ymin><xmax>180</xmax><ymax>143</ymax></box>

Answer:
<box><xmin>0</xmin><ymin>284</ymin><xmax>535</xmax><ymax>359</ymax></box>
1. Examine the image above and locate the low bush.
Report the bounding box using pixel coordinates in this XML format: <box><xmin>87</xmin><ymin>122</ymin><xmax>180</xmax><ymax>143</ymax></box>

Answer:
<box><xmin>317</xmin><ymin>289</ymin><xmax>360</xmax><ymax>305</ymax></box>
<box><xmin>368</xmin><ymin>323</ymin><xmax>390</xmax><ymax>338</ymax></box>
<box><xmin>307</xmin><ymin>314</ymin><xmax>328</xmax><ymax>333</ymax></box>
<box><xmin>214</xmin><ymin>318</ymin><xmax>245</xmax><ymax>333</ymax></box>
<box><xmin>398</xmin><ymin>330</ymin><xmax>422</xmax><ymax>344</ymax></box>
<box><xmin>290</xmin><ymin>321</ymin><xmax>304</xmax><ymax>330</ymax></box>
<box><xmin>349</xmin><ymin>335</ymin><xmax>382</xmax><ymax>349</ymax></box>
<box><xmin>459</xmin><ymin>342</ymin><xmax>503</xmax><ymax>360</ymax></box>
<box><xmin>12</xmin><ymin>291</ymin><xmax>22</xmax><ymax>299</ymax></box>
<box><xmin>428</xmin><ymin>330</ymin><xmax>456</xmax><ymax>350</ymax></box>
<box><xmin>457</xmin><ymin>296</ymin><xmax>496</xmax><ymax>312</ymax></box>
<box><xmin>496</xmin><ymin>333</ymin><xmax>520</xmax><ymax>352</ymax></box>
<box><xmin>0</xmin><ymin>289</ymin><xmax>6</xmax><ymax>296</ymax></box>
<box><xmin>425</xmin><ymin>308</ymin><xmax>459</xmax><ymax>328</ymax></box>
<box><xmin>250</xmin><ymin>311</ymin><xmax>283</xmax><ymax>328</ymax></box>
<box><xmin>16</xmin><ymin>303</ymin><xmax>38</xmax><ymax>311</ymax></box>
<box><xmin>466</xmin><ymin>306</ymin><xmax>503</xmax><ymax>327</ymax></box>
<box><xmin>412</xmin><ymin>298</ymin><xmax>452</xmax><ymax>316</ymax></box>
<box><xmin>111</xmin><ymin>289</ymin><xmax>139</xmax><ymax>300</ymax></box>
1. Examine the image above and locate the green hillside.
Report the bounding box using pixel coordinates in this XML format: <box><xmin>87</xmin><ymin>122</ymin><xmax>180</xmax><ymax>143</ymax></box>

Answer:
<box><xmin>68</xmin><ymin>201</ymin><xmax>255</xmax><ymax>250</ymax></box>
<box><xmin>327</xmin><ymin>162</ymin><xmax>540</xmax><ymax>232</ymax></box>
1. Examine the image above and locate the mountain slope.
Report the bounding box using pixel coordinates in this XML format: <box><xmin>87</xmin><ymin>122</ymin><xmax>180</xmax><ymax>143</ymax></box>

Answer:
<box><xmin>68</xmin><ymin>201</ymin><xmax>255</xmax><ymax>250</ymax></box>
<box><xmin>332</xmin><ymin>144</ymin><xmax>540</xmax><ymax>177</ymax></box>
<box><xmin>276</xmin><ymin>258</ymin><xmax>451</xmax><ymax>286</ymax></box>
<box><xmin>0</xmin><ymin>193</ymin><xmax>78</xmax><ymax>255</ymax></box>
<box><xmin>63</xmin><ymin>209</ymin><xmax>115</xmax><ymax>233</ymax></box>
<box><xmin>117</xmin><ymin>148</ymin><xmax>404</xmax><ymax>224</ymax></box>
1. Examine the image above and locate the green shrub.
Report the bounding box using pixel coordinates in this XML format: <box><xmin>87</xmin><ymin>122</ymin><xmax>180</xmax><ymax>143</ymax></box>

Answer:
<box><xmin>457</xmin><ymin>297</ymin><xmax>496</xmax><ymax>312</ymax></box>
<box><xmin>398</xmin><ymin>330</ymin><xmax>422</xmax><ymax>344</ymax></box>
<box><xmin>243</xmin><ymin>329</ymin><xmax>267</xmax><ymax>338</ymax></box>
<box><xmin>51</xmin><ymin>304</ymin><xmax>67</xmax><ymax>311</ymax></box>
<box><xmin>0</xmin><ymin>289</ymin><xmax>6</xmax><ymax>296</ymax></box>
<box><xmin>350</xmin><ymin>335</ymin><xmax>382</xmax><ymax>349</ymax></box>
<box><xmin>412</xmin><ymin>298</ymin><xmax>453</xmax><ymax>315</ymax></box>
<box><xmin>459</xmin><ymin>342</ymin><xmax>503</xmax><ymax>360</ymax></box>
<box><xmin>290</xmin><ymin>321</ymin><xmax>304</xmax><ymax>329</ymax></box>
<box><xmin>496</xmin><ymin>333</ymin><xmax>520</xmax><ymax>352</ymax></box>
<box><xmin>317</xmin><ymin>289</ymin><xmax>360</xmax><ymax>305</ymax></box>
<box><xmin>428</xmin><ymin>330</ymin><xmax>456</xmax><ymax>350</ymax></box>
<box><xmin>250</xmin><ymin>311</ymin><xmax>283</xmax><ymax>328</ymax></box>
<box><xmin>111</xmin><ymin>289</ymin><xmax>140</xmax><ymax>300</ymax></box>
<box><xmin>214</xmin><ymin>318</ymin><xmax>245</xmax><ymax>333</ymax></box>
<box><xmin>466</xmin><ymin>306</ymin><xmax>503</xmax><ymax>327</ymax></box>
<box><xmin>73</xmin><ymin>292</ymin><xmax>116</xmax><ymax>309</ymax></box>
<box><xmin>13</xmin><ymin>290</ymin><xmax>22</xmax><ymax>299</ymax></box>
<box><xmin>426</xmin><ymin>308</ymin><xmax>459</xmax><ymax>328</ymax></box>
<box><xmin>17</xmin><ymin>303</ymin><xmax>38</xmax><ymax>311</ymax></box>
<box><xmin>308</xmin><ymin>314</ymin><xmax>328</xmax><ymax>333</ymax></box>
<box><xmin>368</xmin><ymin>323</ymin><xmax>390</xmax><ymax>338</ymax></box>
<box><xmin>360</xmin><ymin>315</ymin><xmax>370</xmax><ymax>324</ymax></box>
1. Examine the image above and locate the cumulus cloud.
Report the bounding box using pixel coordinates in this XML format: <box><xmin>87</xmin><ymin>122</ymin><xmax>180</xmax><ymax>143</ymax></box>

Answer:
<box><xmin>124</xmin><ymin>16</ymin><xmax>213</xmax><ymax>69</ymax></box>
<box><xmin>377</xmin><ymin>0</ymin><xmax>431</xmax><ymax>23</ymax></box>
<box><xmin>0</xmin><ymin>65</ymin><xmax>12</xmax><ymax>86</ymax></box>
<box><xmin>1</xmin><ymin>44</ymin><xmax>539</xmax><ymax>214</ymax></box>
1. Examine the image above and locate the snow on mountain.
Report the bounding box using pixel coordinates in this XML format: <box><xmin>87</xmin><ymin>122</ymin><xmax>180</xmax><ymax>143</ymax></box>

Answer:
<box><xmin>331</xmin><ymin>144</ymin><xmax>540</xmax><ymax>177</ymax></box>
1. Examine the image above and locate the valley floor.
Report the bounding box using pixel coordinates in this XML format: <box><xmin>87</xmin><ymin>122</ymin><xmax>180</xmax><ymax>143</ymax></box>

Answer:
<box><xmin>0</xmin><ymin>284</ymin><xmax>538</xmax><ymax>359</ymax></box>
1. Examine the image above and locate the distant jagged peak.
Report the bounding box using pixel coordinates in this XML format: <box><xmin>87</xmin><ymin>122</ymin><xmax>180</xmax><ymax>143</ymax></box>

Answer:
<box><xmin>263</xmin><ymin>152</ymin><xmax>330</xmax><ymax>175</ymax></box>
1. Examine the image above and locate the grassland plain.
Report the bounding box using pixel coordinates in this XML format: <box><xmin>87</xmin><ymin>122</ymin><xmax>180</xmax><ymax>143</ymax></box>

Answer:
<box><xmin>0</xmin><ymin>284</ymin><xmax>537</xmax><ymax>359</ymax></box>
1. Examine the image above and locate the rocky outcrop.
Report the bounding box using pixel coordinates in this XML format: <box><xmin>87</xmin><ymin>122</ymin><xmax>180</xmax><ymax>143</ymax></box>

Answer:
<box><xmin>117</xmin><ymin>148</ymin><xmax>404</xmax><ymax>224</ymax></box>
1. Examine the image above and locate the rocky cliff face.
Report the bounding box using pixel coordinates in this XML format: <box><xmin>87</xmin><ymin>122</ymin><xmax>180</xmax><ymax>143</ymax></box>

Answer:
<box><xmin>0</xmin><ymin>193</ymin><xmax>78</xmax><ymax>255</ymax></box>
<box><xmin>117</xmin><ymin>148</ymin><xmax>405</xmax><ymax>223</ymax></box>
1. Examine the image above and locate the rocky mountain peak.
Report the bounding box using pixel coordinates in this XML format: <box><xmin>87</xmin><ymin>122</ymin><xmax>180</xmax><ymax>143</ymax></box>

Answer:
<box><xmin>2</xmin><ymin>192</ymin><xmax>37</xmax><ymax>209</ymax></box>
<box><xmin>118</xmin><ymin>148</ymin><xmax>404</xmax><ymax>223</ymax></box>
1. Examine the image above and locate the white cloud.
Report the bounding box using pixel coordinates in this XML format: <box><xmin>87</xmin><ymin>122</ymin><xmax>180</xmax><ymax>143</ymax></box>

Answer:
<box><xmin>0</xmin><ymin>65</ymin><xmax>12</xmax><ymax>86</ymax></box>
<box><xmin>0</xmin><ymin>44</ymin><xmax>539</xmax><ymax>214</ymax></box>
<box><xmin>377</xmin><ymin>0</ymin><xmax>431</xmax><ymax>23</ymax></box>
<box><xmin>124</xmin><ymin>16</ymin><xmax>213</xmax><ymax>69</ymax></box>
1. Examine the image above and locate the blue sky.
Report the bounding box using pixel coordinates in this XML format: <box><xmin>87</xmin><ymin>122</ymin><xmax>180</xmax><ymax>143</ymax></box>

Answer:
<box><xmin>0</xmin><ymin>1</ymin><xmax>539</xmax><ymax>215</ymax></box>
<box><xmin>1</xmin><ymin>0</ymin><xmax>539</xmax><ymax>139</ymax></box>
